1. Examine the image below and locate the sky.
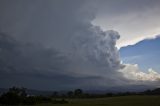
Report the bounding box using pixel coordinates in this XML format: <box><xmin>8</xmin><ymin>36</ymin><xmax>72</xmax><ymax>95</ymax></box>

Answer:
<box><xmin>120</xmin><ymin>36</ymin><xmax>160</xmax><ymax>72</ymax></box>
<box><xmin>93</xmin><ymin>0</ymin><xmax>160</xmax><ymax>48</ymax></box>
<box><xmin>0</xmin><ymin>0</ymin><xmax>160</xmax><ymax>91</ymax></box>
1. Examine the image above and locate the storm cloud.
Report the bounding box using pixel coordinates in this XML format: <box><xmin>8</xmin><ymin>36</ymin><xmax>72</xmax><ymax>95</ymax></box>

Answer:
<box><xmin>0</xmin><ymin>0</ymin><xmax>159</xmax><ymax>90</ymax></box>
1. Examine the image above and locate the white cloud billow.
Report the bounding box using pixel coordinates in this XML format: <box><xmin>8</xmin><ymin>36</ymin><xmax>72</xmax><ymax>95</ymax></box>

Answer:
<box><xmin>120</xmin><ymin>64</ymin><xmax>160</xmax><ymax>81</ymax></box>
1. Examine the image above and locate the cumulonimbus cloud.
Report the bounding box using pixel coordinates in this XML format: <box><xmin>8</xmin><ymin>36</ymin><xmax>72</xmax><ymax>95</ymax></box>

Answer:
<box><xmin>0</xmin><ymin>0</ymin><xmax>159</xmax><ymax>90</ymax></box>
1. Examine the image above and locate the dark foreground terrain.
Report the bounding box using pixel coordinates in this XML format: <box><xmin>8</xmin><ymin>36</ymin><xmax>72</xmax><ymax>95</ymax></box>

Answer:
<box><xmin>1</xmin><ymin>87</ymin><xmax>160</xmax><ymax>106</ymax></box>
<box><xmin>34</xmin><ymin>95</ymin><xmax>160</xmax><ymax>106</ymax></box>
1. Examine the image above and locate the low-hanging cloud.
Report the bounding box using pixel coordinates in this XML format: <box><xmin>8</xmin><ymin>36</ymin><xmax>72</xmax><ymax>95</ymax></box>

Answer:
<box><xmin>0</xmin><ymin>0</ymin><xmax>160</xmax><ymax>90</ymax></box>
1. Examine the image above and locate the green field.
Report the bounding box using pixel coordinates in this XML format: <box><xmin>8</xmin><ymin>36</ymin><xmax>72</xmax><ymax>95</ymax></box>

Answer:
<box><xmin>35</xmin><ymin>95</ymin><xmax>160</xmax><ymax>106</ymax></box>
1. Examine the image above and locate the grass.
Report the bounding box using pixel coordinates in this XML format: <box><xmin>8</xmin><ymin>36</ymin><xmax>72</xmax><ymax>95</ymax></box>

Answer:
<box><xmin>35</xmin><ymin>95</ymin><xmax>160</xmax><ymax>106</ymax></box>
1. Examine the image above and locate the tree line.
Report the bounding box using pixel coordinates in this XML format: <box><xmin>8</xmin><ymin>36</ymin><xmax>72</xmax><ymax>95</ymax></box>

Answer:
<box><xmin>1</xmin><ymin>87</ymin><xmax>160</xmax><ymax>105</ymax></box>
<box><xmin>0</xmin><ymin>87</ymin><xmax>68</xmax><ymax>105</ymax></box>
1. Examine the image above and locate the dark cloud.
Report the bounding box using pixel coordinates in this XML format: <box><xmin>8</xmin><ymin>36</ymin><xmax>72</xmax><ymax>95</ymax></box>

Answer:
<box><xmin>95</xmin><ymin>0</ymin><xmax>160</xmax><ymax>16</ymax></box>
<box><xmin>0</xmin><ymin>0</ymin><xmax>127</xmax><ymax>90</ymax></box>
<box><xmin>0</xmin><ymin>0</ymin><xmax>159</xmax><ymax>90</ymax></box>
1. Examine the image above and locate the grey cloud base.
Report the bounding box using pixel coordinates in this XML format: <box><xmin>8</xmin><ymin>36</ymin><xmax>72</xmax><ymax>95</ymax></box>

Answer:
<box><xmin>0</xmin><ymin>27</ymin><xmax>125</xmax><ymax>90</ymax></box>
<box><xmin>0</xmin><ymin>0</ymin><xmax>159</xmax><ymax>90</ymax></box>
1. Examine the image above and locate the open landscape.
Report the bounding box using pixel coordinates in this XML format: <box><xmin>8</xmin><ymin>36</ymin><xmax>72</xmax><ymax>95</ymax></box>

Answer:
<box><xmin>1</xmin><ymin>87</ymin><xmax>160</xmax><ymax>106</ymax></box>
<box><xmin>34</xmin><ymin>96</ymin><xmax>160</xmax><ymax>106</ymax></box>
